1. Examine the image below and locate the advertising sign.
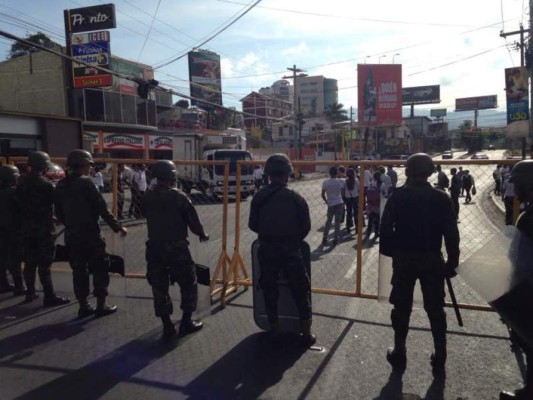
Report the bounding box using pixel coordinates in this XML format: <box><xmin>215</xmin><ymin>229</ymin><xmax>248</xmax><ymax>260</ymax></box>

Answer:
<box><xmin>148</xmin><ymin>135</ymin><xmax>172</xmax><ymax>150</ymax></box>
<box><xmin>402</xmin><ymin>85</ymin><xmax>440</xmax><ymax>105</ymax></box>
<box><xmin>188</xmin><ymin>50</ymin><xmax>222</xmax><ymax>109</ymax></box>
<box><xmin>111</xmin><ymin>59</ymin><xmax>154</xmax><ymax>95</ymax></box>
<box><xmin>66</xmin><ymin>4</ymin><xmax>116</xmax><ymax>34</ymax></box>
<box><xmin>71</xmin><ymin>30</ymin><xmax>112</xmax><ymax>88</ymax></box>
<box><xmin>357</xmin><ymin>64</ymin><xmax>402</xmax><ymax>125</ymax></box>
<box><xmin>455</xmin><ymin>95</ymin><xmax>498</xmax><ymax>111</ymax></box>
<box><xmin>430</xmin><ymin>108</ymin><xmax>447</xmax><ymax>117</ymax></box>
<box><xmin>103</xmin><ymin>133</ymin><xmax>145</xmax><ymax>150</ymax></box>
<box><xmin>505</xmin><ymin>67</ymin><xmax>529</xmax><ymax>138</ymax></box>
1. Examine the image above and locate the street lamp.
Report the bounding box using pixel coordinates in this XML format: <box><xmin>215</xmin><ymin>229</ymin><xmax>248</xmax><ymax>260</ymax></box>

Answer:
<box><xmin>392</xmin><ymin>53</ymin><xmax>400</xmax><ymax>64</ymax></box>
<box><xmin>364</xmin><ymin>55</ymin><xmax>371</xmax><ymax>64</ymax></box>
<box><xmin>378</xmin><ymin>55</ymin><xmax>387</xmax><ymax>64</ymax></box>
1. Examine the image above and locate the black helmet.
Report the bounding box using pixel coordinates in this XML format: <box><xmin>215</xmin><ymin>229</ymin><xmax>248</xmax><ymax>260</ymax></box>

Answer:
<box><xmin>151</xmin><ymin>160</ymin><xmax>177</xmax><ymax>181</ymax></box>
<box><xmin>28</xmin><ymin>151</ymin><xmax>52</xmax><ymax>171</ymax></box>
<box><xmin>67</xmin><ymin>149</ymin><xmax>93</xmax><ymax>168</ymax></box>
<box><xmin>0</xmin><ymin>165</ymin><xmax>19</xmax><ymax>183</ymax></box>
<box><xmin>264</xmin><ymin>153</ymin><xmax>293</xmax><ymax>176</ymax></box>
<box><xmin>405</xmin><ymin>153</ymin><xmax>435</xmax><ymax>178</ymax></box>
<box><xmin>511</xmin><ymin>160</ymin><xmax>533</xmax><ymax>185</ymax></box>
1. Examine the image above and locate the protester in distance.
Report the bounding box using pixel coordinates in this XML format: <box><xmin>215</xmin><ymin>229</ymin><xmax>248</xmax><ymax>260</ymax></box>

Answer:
<box><xmin>141</xmin><ymin>160</ymin><xmax>209</xmax><ymax>340</ymax></box>
<box><xmin>248</xmin><ymin>153</ymin><xmax>315</xmax><ymax>347</ymax></box>
<box><xmin>449</xmin><ymin>168</ymin><xmax>461</xmax><ymax>221</ymax></box>
<box><xmin>502</xmin><ymin>171</ymin><xmax>516</xmax><ymax>226</ymax></box>
<box><xmin>387</xmin><ymin>165</ymin><xmax>398</xmax><ymax>191</ymax></box>
<box><xmin>0</xmin><ymin>165</ymin><xmax>24</xmax><ymax>295</ymax></box>
<box><xmin>435</xmin><ymin>165</ymin><xmax>450</xmax><ymax>191</ymax></box>
<box><xmin>365</xmin><ymin>171</ymin><xmax>386</xmax><ymax>241</ymax></box>
<box><xmin>379</xmin><ymin>166</ymin><xmax>393</xmax><ymax>196</ymax></box>
<box><xmin>499</xmin><ymin>160</ymin><xmax>533</xmax><ymax>400</ymax></box>
<box><xmin>117</xmin><ymin>163</ymin><xmax>126</xmax><ymax>220</ymax></box>
<box><xmin>457</xmin><ymin>166</ymin><xmax>465</xmax><ymax>197</ymax></box>
<box><xmin>16</xmin><ymin>151</ymin><xmax>70</xmax><ymax>306</ymax></box>
<box><xmin>92</xmin><ymin>165</ymin><xmax>105</xmax><ymax>193</ymax></box>
<box><xmin>253</xmin><ymin>165</ymin><xmax>264</xmax><ymax>193</ymax></box>
<box><xmin>54</xmin><ymin>150</ymin><xmax>126</xmax><ymax>319</ymax></box>
<box><xmin>380</xmin><ymin>153</ymin><xmax>460</xmax><ymax>375</ymax></box>
<box><xmin>493</xmin><ymin>164</ymin><xmax>502</xmax><ymax>196</ymax></box>
<box><xmin>321</xmin><ymin>166</ymin><xmax>345</xmax><ymax>247</ymax></box>
<box><xmin>343</xmin><ymin>167</ymin><xmax>360</xmax><ymax>234</ymax></box>
<box><xmin>462</xmin><ymin>170</ymin><xmax>475</xmax><ymax>204</ymax></box>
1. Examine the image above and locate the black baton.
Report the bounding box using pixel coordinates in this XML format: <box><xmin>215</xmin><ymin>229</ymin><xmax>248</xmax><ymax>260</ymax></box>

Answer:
<box><xmin>446</xmin><ymin>277</ymin><xmax>463</xmax><ymax>327</ymax></box>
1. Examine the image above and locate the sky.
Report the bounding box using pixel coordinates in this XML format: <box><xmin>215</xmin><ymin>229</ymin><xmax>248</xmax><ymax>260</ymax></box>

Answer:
<box><xmin>0</xmin><ymin>0</ymin><xmax>528</xmax><ymax>127</ymax></box>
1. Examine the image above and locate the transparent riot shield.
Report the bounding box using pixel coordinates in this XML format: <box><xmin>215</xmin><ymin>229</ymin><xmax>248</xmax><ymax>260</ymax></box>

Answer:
<box><xmin>458</xmin><ymin>226</ymin><xmax>533</xmax><ymax>347</ymax></box>
<box><xmin>189</xmin><ymin>235</ymin><xmax>212</xmax><ymax>320</ymax></box>
<box><xmin>378</xmin><ymin>252</ymin><xmax>424</xmax><ymax>307</ymax></box>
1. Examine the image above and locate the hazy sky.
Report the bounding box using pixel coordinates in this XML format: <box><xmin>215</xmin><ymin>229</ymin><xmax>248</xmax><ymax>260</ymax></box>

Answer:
<box><xmin>0</xmin><ymin>0</ymin><xmax>527</xmax><ymax>125</ymax></box>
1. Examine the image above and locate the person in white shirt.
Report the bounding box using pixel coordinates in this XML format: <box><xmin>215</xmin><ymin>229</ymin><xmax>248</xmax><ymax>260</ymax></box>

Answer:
<box><xmin>92</xmin><ymin>166</ymin><xmax>104</xmax><ymax>192</ymax></box>
<box><xmin>321</xmin><ymin>166</ymin><xmax>345</xmax><ymax>246</ymax></box>
<box><xmin>379</xmin><ymin>166</ymin><xmax>393</xmax><ymax>195</ymax></box>
<box><xmin>130</xmin><ymin>164</ymin><xmax>147</xmax><ymax>219</ymax></box>
<box><xmin>343</xmin><ymin>168</ymin><xmax>360</xmax><ymax>234</ymax></box>
<box><xmin>252</xmin><ymin>165</ymin><xmax>264</xmax><ymax>193</ymax></box>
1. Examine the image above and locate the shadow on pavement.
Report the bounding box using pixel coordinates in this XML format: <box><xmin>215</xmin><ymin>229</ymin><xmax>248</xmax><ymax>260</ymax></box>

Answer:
<box><xmin>13</xmin><ymin>328</ymin><xmax>182</xmax><ymax>400</ymax></box>
<box><xmin>184</xmin><ymin>332</ymin><xmax>306</xmax><ymax>400</ymax></box>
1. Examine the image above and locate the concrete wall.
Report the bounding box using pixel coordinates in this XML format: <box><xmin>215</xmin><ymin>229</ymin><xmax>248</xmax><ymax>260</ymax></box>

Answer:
<box><xmin>0</xmin><ymin>51</ymin><xmax>66</xmax><ymax>116</ymax></box>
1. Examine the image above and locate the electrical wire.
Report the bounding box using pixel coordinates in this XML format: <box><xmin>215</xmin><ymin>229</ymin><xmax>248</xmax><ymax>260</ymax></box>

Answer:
<box><xmin>136</xmin><ymin>0</ymin><xmax>162</xmax><ymax>62</ymax></box>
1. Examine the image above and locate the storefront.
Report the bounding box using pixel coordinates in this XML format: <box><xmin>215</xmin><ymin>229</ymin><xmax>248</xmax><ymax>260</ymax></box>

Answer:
<box><xmin>83</xmin><ymin>130</ymin><xmax>173</xmax><ymax>159</ymax></box>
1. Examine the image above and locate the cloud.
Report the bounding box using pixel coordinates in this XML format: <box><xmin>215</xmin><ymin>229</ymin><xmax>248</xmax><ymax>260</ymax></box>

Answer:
<box><xmin>281</xmin><ymin>42</ymin><xmax>310</xmax><ymax>57</ymax></box>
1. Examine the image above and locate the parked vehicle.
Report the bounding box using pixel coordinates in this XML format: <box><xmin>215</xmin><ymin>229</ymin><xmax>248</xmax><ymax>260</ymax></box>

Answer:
<box><xmin>172</xmin><ymin>130</ymin><xmax>254</xmax><ymax>200</ymax></box>
<box><xmin>471</xmin><ymin>153</ymin><xmax>489</xmax><ymax>160</ymax></box>
<box><xmin>442</xmin><ymin>150</ymin><xmax>453</xmax><ymax>159</ymax></box>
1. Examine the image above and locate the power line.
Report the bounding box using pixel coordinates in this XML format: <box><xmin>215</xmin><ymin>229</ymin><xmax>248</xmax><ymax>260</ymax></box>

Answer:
<box><xmin>136</xmin><ymin>0</ymin><xmax>162</xmax><ymax>62</ymax></box>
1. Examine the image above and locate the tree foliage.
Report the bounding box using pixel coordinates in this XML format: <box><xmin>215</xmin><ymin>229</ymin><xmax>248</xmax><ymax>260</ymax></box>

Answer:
<box><xmin>175</xmin><ymin>99</ymin><xmax>189</xmax><ymax>109</ymax></box>
<box><xmin>8</xmin><ymin>32</ymin><xmax>60</xmax><ymax>59</ymax></box>
<box><xmin>324</xmin><ymin>102</ymin><xmax>348</xmax><ymax>123</ymax></box>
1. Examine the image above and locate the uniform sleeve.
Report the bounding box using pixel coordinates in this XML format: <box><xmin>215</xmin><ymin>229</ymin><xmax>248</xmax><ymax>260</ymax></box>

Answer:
<box><xmin>295</xmin><ymin>193</ymin><xmax>311</xmax><ymax>240</ymax></box>
<box><xmin>53</xmin><ymin>186</ymin><xmax>65</xmax><ymax>224</ymax></box>
<box><xmin>87</xmin><ymin>180</ymin><xmax>122</xmax><ymax>232</ymax></box>
<box><xmin>248</xmin><ymin>195</ymin><xmax>259</xmax><ymax>233</ymax></box>
<box><xmin>442</xmin><ymin>196</ymin><xmax>460</xmax><ymax>264</ymax></box>
<box><xmin>181</xmin><ymin>194</ymin><xmax>206</xmax><ymax>237</ymax></box>
<box><xmin>379</xmin><ymin>192</ymin><xmax>397</xmax><ymax>257</ymax></box>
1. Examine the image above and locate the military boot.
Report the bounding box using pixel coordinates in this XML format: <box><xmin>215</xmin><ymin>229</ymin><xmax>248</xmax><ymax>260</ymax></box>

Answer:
<box><xmin>43</xmin><ymin>293</ymin><xmax>71</xmax><ymax>307</ymax></box>
<box><xmin>179</xmin><ymin>312</ymin><xmax>203</xmax><ymax>336</ymax></box>
<box><xmin>95</xmin><ymin>298</ymin><xmax>118</xmax><ymax>317</ymax></box>
<box><xmin>161</xmin><ymin>316</ymin><xmax>177</xmax><ymax>341</ymax></box>
<box><xmin>78</xmin><ymin>300</ymin><xmax>96</xmax><ymax>319</ymax></box>
<box><xmin>430</xmin><ymin>344</ymin><xmax>447</xmax><ymax>375</ymax></box>
<box><xmin>300</xmin><ymin>319</ymin><xmax>316</xmax><ymax>347</ymax></box>
<box><xmin>386</xmin><ymin>332</ymin><xmax>407</xmax><ymax>370</ymax></box>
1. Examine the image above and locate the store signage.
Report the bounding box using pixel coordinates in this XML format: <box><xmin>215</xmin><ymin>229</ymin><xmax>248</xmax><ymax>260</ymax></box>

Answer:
<box><xmin>66</xmin><ymin>4</ymin><xmax>116</xmax><ymax>34</ymax></box>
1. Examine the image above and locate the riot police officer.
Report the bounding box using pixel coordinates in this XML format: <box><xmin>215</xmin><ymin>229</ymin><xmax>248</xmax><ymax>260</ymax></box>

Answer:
<box><xmin>380</xmin><ymin>153</ymin><xmax>460</xmax><ymax>374</ymax></box>
<box><xmin>0</xmin><ymin>165</ymin><xmax>24</xmax><ymax>295</ymax></box>
<box><xmin>141</xmin><ymin>160</ymin><xmax>208</xmax><ymax>340</ymax></box>
<box><xmin>248</xmin><ymin>154</ymin><xmax>315</xmax><ymax>346</ymax></box>
<box><xmin>16</xmin><ymin>151</ymin><xmax>70</xmax><ymax>306</ymax></box>
<box><xmin>54</xmin><ymin>150</ymin><xmax>127</xmax><ymax>318</ymax></box>
<box><xmin>499</xmin><ymin>160</ymin><xmax>533</xmax><ymax>400</ymax></box>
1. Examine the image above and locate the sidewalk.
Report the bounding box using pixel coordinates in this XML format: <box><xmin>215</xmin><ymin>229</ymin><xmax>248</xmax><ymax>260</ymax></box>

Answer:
<box><xmin>0</xmin><ymin>270</ymin><xmax>524</xmax><ymax>400</ymax></box>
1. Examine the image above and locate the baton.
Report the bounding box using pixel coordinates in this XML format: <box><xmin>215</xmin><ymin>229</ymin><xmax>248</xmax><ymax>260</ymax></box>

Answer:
<box><xmin>446</xmin><ymin>276</ymin><xmax>463</xmax><ymax>327</ymax></box>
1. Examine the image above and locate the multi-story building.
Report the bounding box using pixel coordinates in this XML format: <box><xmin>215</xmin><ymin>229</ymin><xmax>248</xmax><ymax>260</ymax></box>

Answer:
<box><xmin>240</xmin><ymin>91</ymin><xmax>292</xmax><ymax>131</ymax></box>
<box><xmin>296</xmin><ymin>76</ymin><xmax>338</xmax><ymax>117</ymax></box>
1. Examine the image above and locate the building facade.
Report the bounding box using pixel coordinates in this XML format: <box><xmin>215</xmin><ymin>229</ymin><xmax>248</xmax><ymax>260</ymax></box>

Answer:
<box><xmin>240</xmin><ymin>91</ymin><xmax>292</xmax><ymax>130</ymax></box>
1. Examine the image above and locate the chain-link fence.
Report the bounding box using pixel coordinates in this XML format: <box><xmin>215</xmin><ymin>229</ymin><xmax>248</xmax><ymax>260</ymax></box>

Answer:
<box><xmin>5</xmin><ymin>155</ymin><xmax>520</xmax><ymax>310</ymax></box>
<box><xmin>232</xmin><ymin>158</ymin><xmax>520</xmax><ymax>311</ymax></box>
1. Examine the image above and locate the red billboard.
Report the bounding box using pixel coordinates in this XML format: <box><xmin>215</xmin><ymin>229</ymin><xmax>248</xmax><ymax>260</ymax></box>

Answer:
<box><xmin>358</xmin><ymin>64</ymin><xmax>402</xmax><ymax>125</ymax></box>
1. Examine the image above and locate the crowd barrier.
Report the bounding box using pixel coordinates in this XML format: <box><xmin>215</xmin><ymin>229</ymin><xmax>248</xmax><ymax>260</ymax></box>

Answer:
<box><xmin>5</xmin><ymin>155</ymin><xmax>521</xmax><ymax>311</ymax></box>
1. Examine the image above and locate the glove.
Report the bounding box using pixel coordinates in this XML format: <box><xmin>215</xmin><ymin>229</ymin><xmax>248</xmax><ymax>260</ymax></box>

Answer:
<box><xmin>445</xmin><ymin>259</ymin><xmax>458</xmax><ymax>278</ymax></box>
<box><xmin>199</xmin><ymin>233</ymin><xmax>210</xmax><ymax>242</ymax></box>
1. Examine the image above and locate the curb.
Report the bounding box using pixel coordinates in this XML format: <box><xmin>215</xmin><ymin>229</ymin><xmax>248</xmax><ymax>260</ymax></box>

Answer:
<box><xmin>490</xmin><ymin>192</ymin><xmax>505</xmax><ymax>214</ymax></box>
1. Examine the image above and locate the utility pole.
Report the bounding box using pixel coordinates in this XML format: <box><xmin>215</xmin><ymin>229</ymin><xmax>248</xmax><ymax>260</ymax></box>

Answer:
<box><xmin>500</xmin><ymin>23</ymin><xmax>529</xmax><ymax>159</ymax></box>
<box><xmin>283</xmin><ymin>65</ymin><xmax>307</xmax><ymax>160</ymax></box>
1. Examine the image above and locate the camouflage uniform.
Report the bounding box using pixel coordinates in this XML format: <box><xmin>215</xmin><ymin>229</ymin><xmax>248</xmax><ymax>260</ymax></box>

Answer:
<box><xmin>380</xmin><ymin>180</ymin><xmax>459</xmax><ymax>368</ymax></box>
<box><xmin>248</xmin><ymin>181</ymin><xmax>312</xmax><ymax>325</ymax></box>
<box><xmin>141</xmin><ymin>186</ymin><xmax>206</xmax><ymax>317</ymax></box>
<box><xmin>54</xmin><ymin>174</ymin><xmax>123</xmax><ymax>301</ymax></box>
<box><xmin>0</xmin><ymin>181</ymin><xmax>24</xmax><ymax>293</ymax></box>
<box><xmin>15</xmin><ymin>174</ymin><xmax>57</xmax><ymax>297</ymax></box>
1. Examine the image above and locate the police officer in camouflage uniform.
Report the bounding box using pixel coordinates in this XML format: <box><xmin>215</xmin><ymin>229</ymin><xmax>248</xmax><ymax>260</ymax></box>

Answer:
<box><xmin>16</xmin><ymin>152</ymin><xmax>70</xmax><ymax>306</ymax></box>
<box><xmin>141</xmin><ymin>160</ymin><xmax>208</xmax><ymax>340</ymax></box>
<box><xmin>248</xmin><ymin>154</ymin><xmax>316</xmax><ymax>347</ymax></box>
<box><xmin>380</xmin><ymin>153</ymin><xmax>460</xmax><ymax>374</ymax></box>
<box><xmin>54</xmin><ymin>150</ymin><xmax>127</xmax><ymax>318</ymax></box>
<box><xmin>500</xmin><ymin>160</ymin><xmax>533</xmax><ymax>400</ymax></box>
<box><xmin>0</xmin><ymin>165</ymin><xmax>24</xmax><ymax>295</ymax></box>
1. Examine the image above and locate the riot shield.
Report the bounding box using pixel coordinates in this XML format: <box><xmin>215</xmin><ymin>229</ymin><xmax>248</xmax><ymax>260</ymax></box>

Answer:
<box><xmin>458</xmin><ymin>226</ymin><xmax>533</xmax><ymax>348</ymax></box>
<box><xmin>189</xmin><ymin>235</ymin><xmax>212</xmax><ymax>320</ymax></box>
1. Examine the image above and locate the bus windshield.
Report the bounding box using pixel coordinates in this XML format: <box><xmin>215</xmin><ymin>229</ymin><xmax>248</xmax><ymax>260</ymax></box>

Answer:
<box><xmin>214</xmin><ymin>151</ymin><xmax>253</xmax><ymax>175</ymax></box>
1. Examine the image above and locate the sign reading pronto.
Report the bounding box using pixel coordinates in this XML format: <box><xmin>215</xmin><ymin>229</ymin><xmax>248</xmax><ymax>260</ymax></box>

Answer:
<box><xmin>67</xmin><ymin>4</ymin><xmax>116</xmax><ymax>33</ymax></box>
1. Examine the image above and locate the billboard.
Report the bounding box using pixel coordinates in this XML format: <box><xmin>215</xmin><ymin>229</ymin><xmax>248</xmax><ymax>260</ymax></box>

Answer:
<box><xmin>430</xmin><ymin>108</ymin><xmax>447</xmax><ymax>117</ymax></box>
<box><xmin>455</xmin><ymin>95</ymin><xmax>498</xmax><ymax>111</ymax></box>
<box><xmin>111</xmin><ymin>59</ymin><xmax>154</xmax><ymax>95</ymax></box>
<box><xmin>70</xmin><ymin>30</ymin><xmax>112</xmax><ymax>88</ymax></box>
<box><xmin>505</xmin><ymin>67</ymin><xmax>529</xmax><ymax>138</ymax></box>
<box><xmin>402</xmin><ymin>85</ymin><xmax>440</xmax><ymax>105</ymax></box>
<box><xmin>66</xmin><ymin>4</ymin><xmax>116</xmax><ymax>34</ymax></box>
<box><xmin>188</xmin><ymin>50</ymin><xmax>222</xmax><ymax>109</ymax></box>
<box><xmin>357</xmin><ymin>64</ymin><xmax>402</xmax><ymax>125</ymax></box>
